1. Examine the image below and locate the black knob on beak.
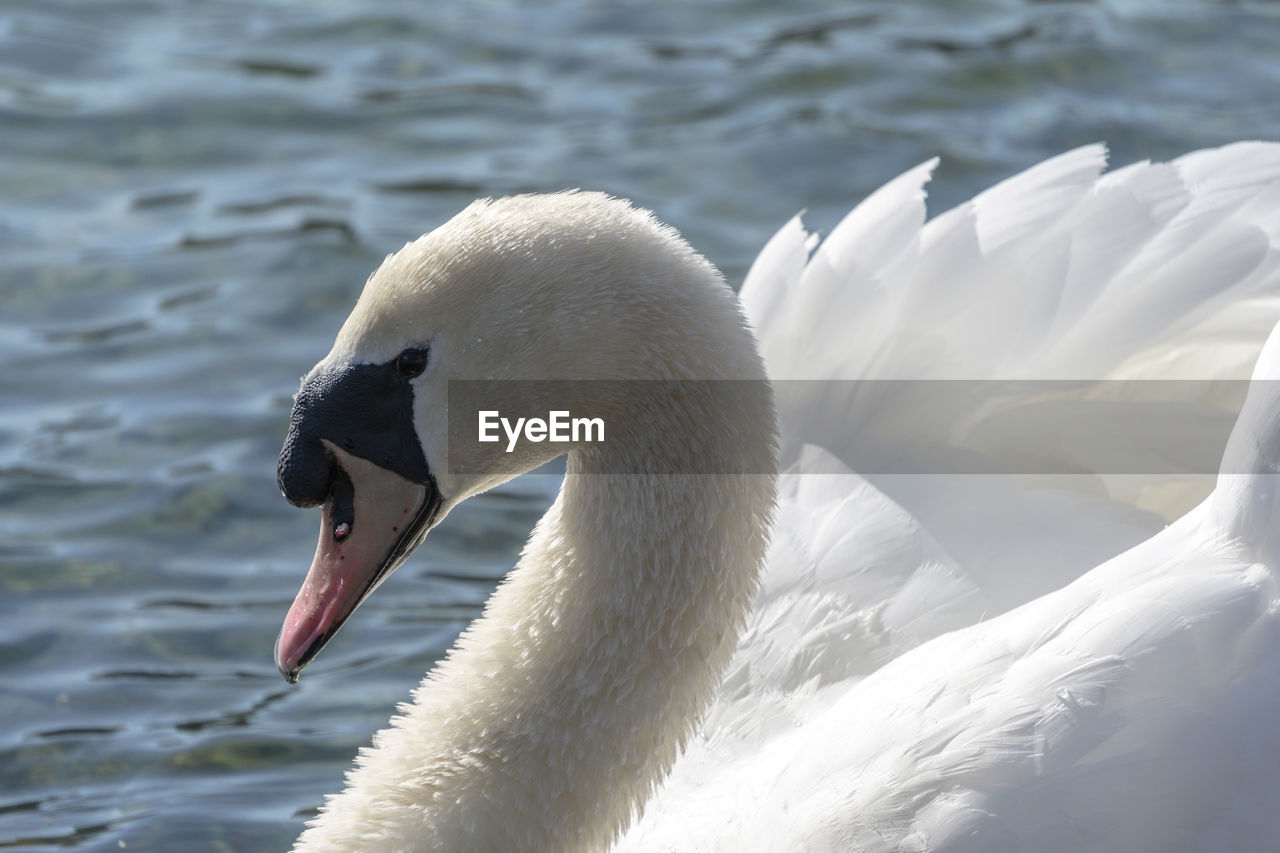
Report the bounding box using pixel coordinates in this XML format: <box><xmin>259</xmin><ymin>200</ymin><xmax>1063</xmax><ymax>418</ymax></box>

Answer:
<box><xmin>277</xmin><ymin>359</ymin><xmax>432</xmax><ymax>508</ymax></box>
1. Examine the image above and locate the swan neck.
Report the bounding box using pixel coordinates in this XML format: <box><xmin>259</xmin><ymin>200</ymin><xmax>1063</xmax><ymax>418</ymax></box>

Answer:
<box><xmin>294</xmin><ymin>378</ymin><xmax>776</xmax><ymax>853</ymax></box>
<box><xmin>476</xmin><ymin>394</ymin><xmax>777</xmax><ymax>849</ymax></box>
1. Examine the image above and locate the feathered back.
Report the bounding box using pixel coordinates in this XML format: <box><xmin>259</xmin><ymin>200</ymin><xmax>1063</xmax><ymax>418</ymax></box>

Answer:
<box><xmin>735</xmin><ymin>145</ymin><xmax>1280</xmax><ymax>634</ymax></box>
<box><xmin>626</xmin><ymin>147</ymin><xmax>1280</xmax><ymax>852</ymax></box>
<box><xmin>743</xmin><ymin>143</ymin><xmax>1280</xmax><ymax>383</ymax></box>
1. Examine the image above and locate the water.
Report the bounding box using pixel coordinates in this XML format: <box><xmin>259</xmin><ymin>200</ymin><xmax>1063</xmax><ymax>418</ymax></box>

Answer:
<box><xmin>2</xmin><ymin>1</ymin><xmax>1279</xmax><ymax>849</ymax></box>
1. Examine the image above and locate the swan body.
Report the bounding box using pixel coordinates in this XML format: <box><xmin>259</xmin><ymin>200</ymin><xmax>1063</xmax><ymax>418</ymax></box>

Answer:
<box><xmin>277</xmin><ymin>144</ymin><xmax>1280</xmax><ymax>851</ymax></box>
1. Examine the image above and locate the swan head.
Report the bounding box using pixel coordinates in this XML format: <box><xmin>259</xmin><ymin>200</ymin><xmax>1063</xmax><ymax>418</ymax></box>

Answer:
<box><xmin>274</xmin><ymin>191</ymin><xmax>765</xmax><ymax>681</ymax></box>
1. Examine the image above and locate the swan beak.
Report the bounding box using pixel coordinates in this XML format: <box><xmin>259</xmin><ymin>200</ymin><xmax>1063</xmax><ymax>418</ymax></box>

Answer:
<box><xmin>275</xmin><ymin>443</ymin><xmax>441</xmax><ymax>683</ymax></box>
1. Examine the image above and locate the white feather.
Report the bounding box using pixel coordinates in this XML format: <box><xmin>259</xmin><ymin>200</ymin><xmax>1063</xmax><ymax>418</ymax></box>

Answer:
<box><xmin>622</xmin><ymin>143</ymin><xmax>1280</xmax><ymax>850</ymax></box>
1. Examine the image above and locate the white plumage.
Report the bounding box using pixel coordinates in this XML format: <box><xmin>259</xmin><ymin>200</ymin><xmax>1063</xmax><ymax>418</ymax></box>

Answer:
<box><xmin>287</xmin><ymin>144</ymin><xmax>1280</xmax><ymax>851</ymax></box>
<box><xmin>623</xmin><ymin>143</ymin><xmax>1280</xmax><ymax>851</ymax></box>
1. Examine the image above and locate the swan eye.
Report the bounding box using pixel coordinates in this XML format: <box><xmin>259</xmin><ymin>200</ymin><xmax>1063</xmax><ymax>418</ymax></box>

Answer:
<box><xmin>395</xmin><ymin>347</ymin><xmax>429</xmax><ymax>378</ymax></box>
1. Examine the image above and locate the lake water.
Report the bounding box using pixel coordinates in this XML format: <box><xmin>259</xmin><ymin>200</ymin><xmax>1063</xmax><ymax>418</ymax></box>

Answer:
<box><xmin>2</xmin><ymin>1</ymin><xmax>1279</xmax><ymax>850</ymax></box>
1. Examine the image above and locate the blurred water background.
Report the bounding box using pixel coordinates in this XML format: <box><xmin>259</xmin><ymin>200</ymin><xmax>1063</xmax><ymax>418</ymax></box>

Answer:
<box><xmin>2</xmin><ymin>1</ymin><xmax>1280</xmax><ymax>850</ymax></box>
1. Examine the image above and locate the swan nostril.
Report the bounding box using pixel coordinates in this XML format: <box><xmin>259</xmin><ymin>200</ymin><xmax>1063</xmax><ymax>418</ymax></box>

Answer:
<box><xmin>331</xmin><ymin>465</ymin><xmax>356</xmax><ymax>538</ymax></box>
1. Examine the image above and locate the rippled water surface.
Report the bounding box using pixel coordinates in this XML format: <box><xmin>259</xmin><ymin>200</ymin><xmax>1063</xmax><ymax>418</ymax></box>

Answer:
<box><xmin>3</xmin><ymin>1</ymin><xmax>1280</xmax><ymax>849</ymax></box>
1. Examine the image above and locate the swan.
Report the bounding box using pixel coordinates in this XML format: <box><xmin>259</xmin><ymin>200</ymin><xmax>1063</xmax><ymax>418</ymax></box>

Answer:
<box><xmin>275</xmin><ymin>144</ymin><xmax>1280</xmax><ymax>851</ymax></box>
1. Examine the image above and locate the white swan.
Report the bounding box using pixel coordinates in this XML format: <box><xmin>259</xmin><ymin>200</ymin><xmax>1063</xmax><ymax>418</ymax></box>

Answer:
<box><xmin>276</xmin><ymin>144</ymin><xmax>1280</xmax><ymax>851</ymax></box>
